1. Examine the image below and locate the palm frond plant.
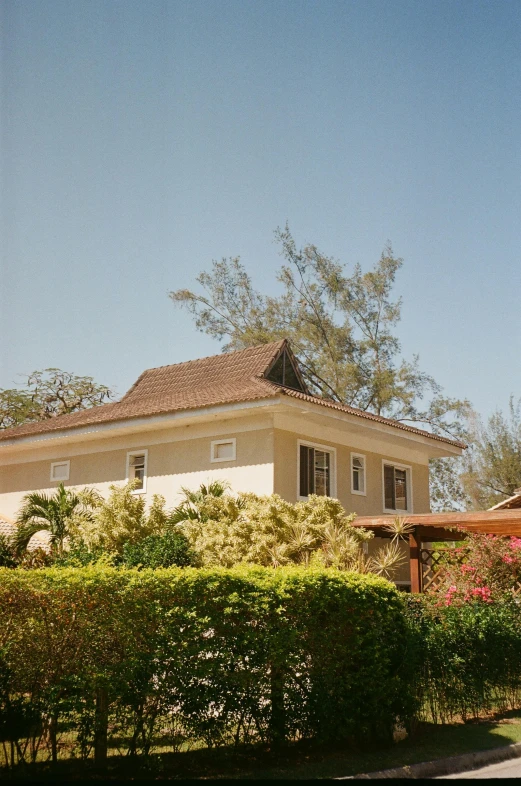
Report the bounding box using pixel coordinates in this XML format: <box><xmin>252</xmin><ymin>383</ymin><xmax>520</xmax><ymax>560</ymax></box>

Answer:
<box><xmin>381</xmin><ymin>516</ymin><xmax>415</xmax><ymax>543</ymax></box>
<box><xmin>368</xmin><ymin>540</ymin><xmax>407</xmax><ymax>579</ymax></box>
<box><xmin>15</xmin><ymin>483</ymin><xmax>98</xmax><ymax>557</ymax></box>
<box><xmin>169</xmin><ymin>480</ymin><xmax>231</xmax><ymax>525</ymax></box>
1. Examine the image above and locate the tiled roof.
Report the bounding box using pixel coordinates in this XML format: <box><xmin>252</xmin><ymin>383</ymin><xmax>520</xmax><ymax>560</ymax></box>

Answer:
<box><xmin>0</xmin><ymin>515</ymin><xmax>16</xmax><ymax>540</ymax></box>
<box><xmin>0</xmin><ymin>339</ymin><xmax>464</xmax><ymax>449</ymax></box>
<box><xmin>489</xmin><ymin>489</ymin><xmax>521</xmax><ymax>511</ymax></box>
<box><xmin>0</xmin><ymin>514</ymin><xmax>51</xmax><ymax>552</ymax></box>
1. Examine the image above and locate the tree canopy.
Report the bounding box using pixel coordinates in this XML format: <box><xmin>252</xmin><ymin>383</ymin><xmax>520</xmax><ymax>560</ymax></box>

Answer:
<box><xmin>0</xmin><ymin>369</ymin><xmax>113</xmax><ymax>430</ymax></box>
<box><xmin>171</xmin><ymin>226</ymin><xmax>469</xmax><ymax>440</ymax></box>
<box><xmin>461</xmin><ymin>397</ymin><xmax>521</xmax><ymax>509</ymax></box>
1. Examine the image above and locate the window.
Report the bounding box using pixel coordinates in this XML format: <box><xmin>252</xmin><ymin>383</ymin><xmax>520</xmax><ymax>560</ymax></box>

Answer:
<box><xmin>299</xmin><ymin>442</ymin><xmax>334</xmax><ymax>497</ymax></box>
<box><xmin>211</xmin><ymin>438</ymin><xmax>236</xmax><ymax>463</ymax></box>
<box><xmin>50</xmin><ymin>461</ymin><xmax>70</xmax><ymax>482</ymax></box>
<box><xmin>127</xmin><ymin>450</ymin><xmax>148</xmax><ymax>493</ymax></box>
<box><xmin>351</xmin><ymin>453</ymin><xmax>366</xmax><ymax>495</ymax></box>
<box><xmin>383</xmin><ymin>463</ymin><xmax>411</xmax><ymax>512</ymax></box>
<box><xmin>266</xmin><ymin>349</ymin><xmax>306</xmax><ymax>392</ymax></box>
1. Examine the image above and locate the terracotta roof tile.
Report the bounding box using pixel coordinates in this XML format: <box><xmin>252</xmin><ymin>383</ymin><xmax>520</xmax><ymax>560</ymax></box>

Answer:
<box><xmin>0</xmin><ymin>339</ymin><xmax>464</xmax><ymax>449</ymax></box>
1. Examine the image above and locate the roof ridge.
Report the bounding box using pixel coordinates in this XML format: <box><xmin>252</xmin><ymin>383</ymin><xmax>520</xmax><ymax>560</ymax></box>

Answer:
<box><xmin>120</xmin><ymin>339</ymin><xmax>287</xmax><ymax>400</ymax></box>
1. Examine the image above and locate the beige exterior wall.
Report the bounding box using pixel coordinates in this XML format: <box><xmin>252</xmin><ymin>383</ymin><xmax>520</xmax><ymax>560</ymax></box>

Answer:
<box><xmin>273</xmin><ymin>428</ymin><xmax>430</xmax><ymax>515</ymax></box>
<box><xmin>0</xmin><ymin>425</ymin><xmax>275</xmax><ymax>520</ymax></box>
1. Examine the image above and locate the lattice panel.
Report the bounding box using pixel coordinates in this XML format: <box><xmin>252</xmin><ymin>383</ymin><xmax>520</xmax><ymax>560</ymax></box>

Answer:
<box><xmin>420</xmin><ymin>548</ymin><xmax>451</xmax><ymax>593</ymax></box>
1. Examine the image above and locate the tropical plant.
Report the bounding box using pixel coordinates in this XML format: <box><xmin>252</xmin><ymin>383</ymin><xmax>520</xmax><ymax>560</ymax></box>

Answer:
<box><xmin>169</xmin><ymin>480</ymin><xmax>231</xmax><ymax>524</ymax></box>
<box><xmin>80</xmin><ymin>481</ymin><xmax>168</xmax><ymax>554</ymax></box>
<box><xmin>178</xmin><ymin>486</ymin><xmax>404</xmax><ymax>577</ymax></box>
<box><xmin>14</xmin><ymin>484</ymin><xmax>98</xmax><ymax>556</ymax></box>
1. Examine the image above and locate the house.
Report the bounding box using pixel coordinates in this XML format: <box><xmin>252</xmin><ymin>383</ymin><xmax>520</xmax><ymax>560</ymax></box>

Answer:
<box><xmin>489</xmin><ymin>488</ymin><xmax>521</xmax><ymax>511</ymax></box>
<box><xmin>0</xmin><ymin>340</ymin><xmax>464</xmax><ymax>581</ymax></box>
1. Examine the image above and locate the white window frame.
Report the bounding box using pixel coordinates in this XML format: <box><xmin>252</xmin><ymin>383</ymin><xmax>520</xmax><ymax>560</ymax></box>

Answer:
<box><xmin>50</xmin><ymin>460</ymin><xmax>70</xmax><ymax>482</ymax></box>
<box><xmin>210</xmin><ymin>438</ymin><xmax>237</xmax><ymax>463</ymax></box>
<box><xmin>350</xmin><ymin>452</ymin><xmax>367</xmax><ymax>496</ymax></box>
<box><xmin>381</xmin><ymin>460</ymin><xmax>413</xmax><ymax>514</ymax></box>
<box><xmin>297</xmin><ymin>439</ymin><xmax>337</xmax><ymax>500</ymax></box>
<box><xmin>126</xmin><ymin>449</ymin><xmax>148</xmax><ymax>494</ymax></box>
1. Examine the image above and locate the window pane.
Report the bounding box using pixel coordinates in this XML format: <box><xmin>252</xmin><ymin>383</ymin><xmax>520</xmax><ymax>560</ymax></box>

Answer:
<box><xmin>52</xmin><ymin>463</ymin><xmax>69</xmax><ymax>481</ymax></box>
<box><xmin>353</xmin><ymin>468</ymin><xmax>360</xmax><ymax>491</ymax></box>
<box><xmin>314</xmin><ymin>450</ymin><xmax>330</xmax><ymax>496</ymax></box>
<box><xmin>215</xmin><ymin>441</ymin><xmax>234</xmax><ymax>460</ymax></box>
<box><xmin>384</xmin><ymin>465</ymin><xmax>395</xmax><ymax>509</ymax></box>
<box><xmin>395</xmin><ymin>469</ymin><xmax>407</xmax><ymax>510</ymax></box>
<box><xmin>300</xmin><ymin>445</ymin><xmax>310</xmax><ymax>496</ymax></box>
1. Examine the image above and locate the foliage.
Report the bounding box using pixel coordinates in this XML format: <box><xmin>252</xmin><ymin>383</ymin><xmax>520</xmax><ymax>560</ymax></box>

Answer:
<box><xmin>0</xmin><ymin>536</ymin><xmax>17</xmax><ymax>569</ymax></box>
<box><xmin>169</xmin><ymin>480</ymin><xmax>231</xmax><ymax>524</ymax></box>
<box><xmin>427</xmin><ymin>533</ymin><xmax>521</xmax><ymax>604</ymax></box>
<box><xmin>429</xmin><ymin>457</ymin><xmax>471</xmax><ymax>512</ymax></box>
<box><xmin>79</xmin><ymin>482</ymin><xmax>168</xmax><ymax>554</ymax></box>
<box><xmin>461</xmin><ymin>398</ymin><xmax>521</xmax><ymax>509</ymax></box>
<box><xmin>0</xmin><ymin>565</ymin><xmax>414</xmax><ymax>767</ymax></box>
<box><xmin>170</xmin><ymin>225</ymin><xmax>469</xmax><ymax>438</ymax></box>
<box><xmin>177</xmin><ymin>490</ymin><xmax>402</xmax><ymax>573</ymax></box>
<box><xmin>405</xmin><ymin>596</ymin><xmax>521</xmax><ymax>723</ymax></box>
<box><xmin>14</xmin><ymin>484</ymin><xmax>98</xmax><ymax>556</ymax></box>
<box><xmin>121</xmin><ymin>531</ymin><xmax>195</xmax><ymax>569</ymax></box>
<box><xmin>0</xmin><ymin>369</ymin><xmax>113</xmax><ymax>430</ymax></box>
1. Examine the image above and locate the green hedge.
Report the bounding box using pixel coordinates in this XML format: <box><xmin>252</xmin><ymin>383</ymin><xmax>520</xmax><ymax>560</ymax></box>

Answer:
<box><xmin>0</xmin><ymin>566</ymin><xmax>413</xmax><ymax>765</ymax></box>
<box><xmin>405</xmin><ymin>597</ymin><xmax>521</xmax><ymax>723</ymax></box>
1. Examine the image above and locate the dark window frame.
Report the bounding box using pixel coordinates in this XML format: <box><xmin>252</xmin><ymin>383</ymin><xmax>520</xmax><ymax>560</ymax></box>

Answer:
<box><xmin>383</xmin><ymin>463</ymin><xmax>409</xmax><ymax>511</ymax></box>
<box><xmin>299</xmin><ymin>443</ymin><xmax>332</xmax><ymax>498</ymax></box>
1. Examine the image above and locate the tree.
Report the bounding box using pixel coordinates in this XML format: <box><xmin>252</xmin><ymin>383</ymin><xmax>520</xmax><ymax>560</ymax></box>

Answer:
<box><xmin>0</xmin><ymin>369</ymin><xmax>113</xmax><ymax>430</ymax></box>
<box><xmin>14</xmin><ymin>484</ymin><xmax>97</xmax><ymax>556</ymax></box>
<box><xmin>171</xmin><ymin>226</ymin><xmax>469</xmax><ymax>439</ymax></box>
<box><xmin>460</xmin><ymin>398</ymin><xmax>521</xmax><ymax>510</ymax></box>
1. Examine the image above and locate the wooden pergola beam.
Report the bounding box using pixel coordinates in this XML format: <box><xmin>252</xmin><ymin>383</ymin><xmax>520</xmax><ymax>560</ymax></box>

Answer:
<box><xmin>353</xmin><ymin>509</ymin><xmax>521</xmax><ymax>537</ymax></box>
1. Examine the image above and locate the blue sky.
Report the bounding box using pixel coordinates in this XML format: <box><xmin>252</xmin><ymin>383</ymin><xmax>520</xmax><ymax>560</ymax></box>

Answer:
<box><xmin>1</xmin><ymin>0</ymin><xmax>520</xmax><ymax>420</ymax></box>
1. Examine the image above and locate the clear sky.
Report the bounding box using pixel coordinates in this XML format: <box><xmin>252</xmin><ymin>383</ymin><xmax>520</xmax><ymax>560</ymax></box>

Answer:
<box><xmin>1</xmin><ymin>0</ymin><xmax>520</xmax><ymax>419</ymax></box>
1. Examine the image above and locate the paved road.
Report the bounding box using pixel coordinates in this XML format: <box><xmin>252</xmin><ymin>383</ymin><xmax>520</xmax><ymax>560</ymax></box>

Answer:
<box><xmin>440</xmin><ymin>756</ymin><xmax>521</xmax><ymax>778</ymax></box>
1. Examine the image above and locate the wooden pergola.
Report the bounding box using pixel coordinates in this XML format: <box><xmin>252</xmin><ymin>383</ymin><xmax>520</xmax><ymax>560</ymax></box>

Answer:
<box><xmin>353</xmin><ymin>510</ymin><xmax>521</xmax><ymax>593</ymax></box>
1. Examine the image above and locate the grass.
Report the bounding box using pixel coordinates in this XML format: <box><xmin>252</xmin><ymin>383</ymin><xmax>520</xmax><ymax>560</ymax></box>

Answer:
<box><xmin>4</xmin><ymin>711</ymin><xmax>521</xmax><ymax>780</ymax></box>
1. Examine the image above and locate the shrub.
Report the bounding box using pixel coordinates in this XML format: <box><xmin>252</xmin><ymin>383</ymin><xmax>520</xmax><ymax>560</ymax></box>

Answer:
<box><xmin>430</xmin><ymin>533</ymin><xmax>521</xmax><ymax>603</ymax></box>
<box><xmin>121</xmin><ymin>531</ymin><xmax>195</xmax><ymax>568</ymax></box>
<box><xmin>405</xmin><ymin>595</ymin><xmax>521</xmax><ymax>722</ymax></box>
<box><xmin>0</xmin><ymin>565</ymin><xmax>414</xmax><ymax>766</ymax></box>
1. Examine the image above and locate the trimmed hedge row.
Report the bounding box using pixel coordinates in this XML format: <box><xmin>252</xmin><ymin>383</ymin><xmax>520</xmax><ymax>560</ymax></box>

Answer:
<box><xmin>405</xmin><ymin>597</ymin><xmax>521</xmax><ymax>723</ymax></box>
<box><xmin>0</xmin><ymin>566</ymin><xmax>413</xmax><ymax>765</ymax></box>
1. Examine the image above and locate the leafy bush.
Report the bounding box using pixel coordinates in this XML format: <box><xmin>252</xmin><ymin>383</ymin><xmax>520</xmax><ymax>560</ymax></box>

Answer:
<box><xmin>79</xmin><ymin>482</ymin><xmax>168</xmax><ymax>554</ymax></box>
<box><xmin>405</xmin><ymin>595</ymin><xmax>521</xmax><ymax>722</ymax></box>
<box><xmin>0</xmin><ymin>565</ymin><xmax>414</xmax><ymax>767</ymax></box>
<box><xmin>121</xmin><ymin>531</ymin><xmax>195</xmax><ymax>568</ymax></box>
<box><xmin>0</xmin><ymin>535</ymin><xmax>17</xmax><ymax>568</ymax></box>
<box><xmin>179</xmin><ymin>492</ymin><xmax>379</xmax><ymax>569</ymax></box>
<box><xmin>429</xmin><ymin>534</ymin><xmax>521</xmax><ymax>604</ymax></box>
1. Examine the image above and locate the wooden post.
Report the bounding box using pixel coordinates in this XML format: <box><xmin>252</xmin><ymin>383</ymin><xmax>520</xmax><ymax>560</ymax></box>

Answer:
<box><xmin>409</xmin><ymin>527</ymin><xmax>422</xmax><ymax>593</ymax></box>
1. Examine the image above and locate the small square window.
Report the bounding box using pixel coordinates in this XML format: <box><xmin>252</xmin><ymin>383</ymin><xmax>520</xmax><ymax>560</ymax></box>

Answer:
<box><xmin>127</xmin><ymin>450</ymin><xmax>148</xmax><ymax>493</ymax></box>
<box><xmin>210</xmin><ymin>439</ymin><xmax>236</xmax><ymax>463</ymax></box>
<box><xmin>351</xmin><ymin>454</ymin><xmax>366</xmax><ymax>495</ymax></box>
<box><xmin>50</xmin><ymin>461</ymin><xmax>70</xmax><ymax>482</ymax></box>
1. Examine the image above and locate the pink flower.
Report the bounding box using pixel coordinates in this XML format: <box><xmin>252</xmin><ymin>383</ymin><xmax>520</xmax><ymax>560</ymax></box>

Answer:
<box><xmin>503</xmin><ymin>555</ymin><xmax>514</xmax><ymax>564</ymax></box>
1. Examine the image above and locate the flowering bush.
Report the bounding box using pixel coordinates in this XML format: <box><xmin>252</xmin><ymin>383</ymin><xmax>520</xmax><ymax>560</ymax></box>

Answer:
<box><xmin>431</xmin><ymin>533</ymin><xmax>521</xmax><ymax>604</ymax></box>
